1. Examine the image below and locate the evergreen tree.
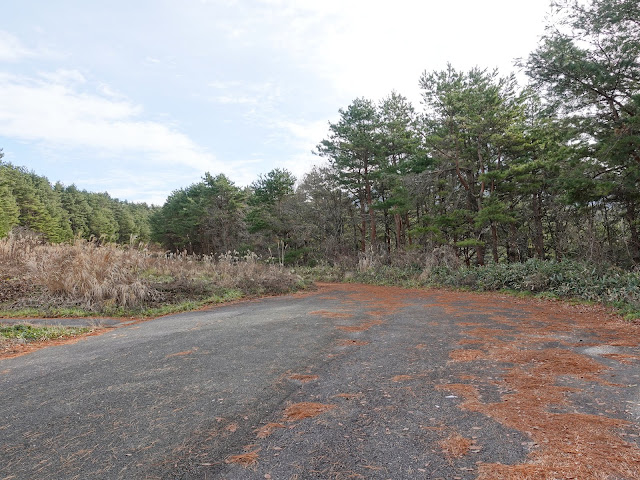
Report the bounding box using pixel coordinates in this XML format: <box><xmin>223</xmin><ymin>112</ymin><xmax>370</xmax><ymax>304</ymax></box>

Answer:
<box><xmin>202</xmin><ymin>173</ymin><xmax>247</xmax><ymax>255</ymax></box>
<box><xmin>247</xmin><ymin>168</ymin><xmax>296</xmax><ymax>264</ymax></box>
<box><xmin>316</xmin><ymin>98</ymin><xmax>382</xmax><ymax>252</ymax></box>
<box><xmin>420</xmin><ymin>65</ymin><xmax>526</xmax><ymax>264</ymax></box>
<box><xmin>523</xmin><ymin>0</ymin><xmax>640</xmax><ymax>264</ymax></box>
<box><xmin>376</xmin><ymin>92</ymin><xmax>424</xmax><ymax>251</ymax></box>
<box><xmin>0</xmin><ymin>152</ymin><xmax>20</xmax><ymax>237</ymax></box>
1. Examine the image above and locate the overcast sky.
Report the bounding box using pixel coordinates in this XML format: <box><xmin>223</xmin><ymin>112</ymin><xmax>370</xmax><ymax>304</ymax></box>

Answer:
<box><xmin>1</xmin><ymin>0</ymin><xmax>552</xmax><ymax>205</ymax></box>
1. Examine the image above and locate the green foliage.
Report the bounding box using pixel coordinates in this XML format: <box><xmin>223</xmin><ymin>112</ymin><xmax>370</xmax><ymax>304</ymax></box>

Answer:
<box><xmin>524</xmin><ymin>0</ymin><xmax>640</xmax><ymax>263</ymax></box>
<box><xmin>420</xmin><ymin>65</ymin><xmax>528</xmax><ymax>265</ymax></box>
<box><xmin>427</xmin><ymin>259</ymin><xmax>640</xmax><ymax>312</ymax></box>
<box><xmin>1</xmin><ymin>164</ymin><xmax>72</xmax><ymax>242</ymax></box>
<box><xmin>454</xmin><ymin>239</ymin><xmax>485</xmax><ymax>248</ymax></box>
<box><xmin>59</xmin><ymin>184</ymin><xmax>93</xmax><ymax>238</ymax></box>
<box><xmin>0</xmin><ymin>161</ymin><xmax>153</xmax><ymax>245</ymax></box>
<box><xmin>246</xmin><ymin>169</ymin><xmax>298</xmax><ymax>264</ymax></box>
<box><xmin>250</xmin><ymin>168</ymin><xmax>295</xmax><ymax>206</ymax></box>
<box><xmin>151</xmin><ymin>173</ymin><xmax>247</xmax><ymax>255</ymax></box>
<box><xmin>316</xmin><ymin>97</ymin><xmax>382</xmax><ymax>250</ymax></box>
<box><xmin>0</xmin><ymin>186</ymin><xmax>20</xmax><ymax>238</ymax></box>
<box><xmin>151</xmin><ymin>185</ymin><xmax>206</xmax><ymax>252</ymax></box>
<box><xmin>0</xmin><ymin>323</ymin><xmax>91</xmax><ymax>342</ymax></box>
<box><xmin>3</xmin><ymin>0</ymin><xmax>640</xmax><ymax>273</ymax></box>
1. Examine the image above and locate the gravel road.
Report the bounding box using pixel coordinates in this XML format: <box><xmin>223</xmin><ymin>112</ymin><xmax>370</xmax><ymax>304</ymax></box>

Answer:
<box><xmin>1</xmin><ymin>283</ymin><xmax>639</xmax><ymax>479</ymax></box>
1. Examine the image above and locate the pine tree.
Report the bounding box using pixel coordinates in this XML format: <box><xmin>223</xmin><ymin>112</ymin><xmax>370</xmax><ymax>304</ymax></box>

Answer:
<box><xmin>524</xmin><ymin>0</ymin><xmax>640</xmax><ymax>264</ymax></box>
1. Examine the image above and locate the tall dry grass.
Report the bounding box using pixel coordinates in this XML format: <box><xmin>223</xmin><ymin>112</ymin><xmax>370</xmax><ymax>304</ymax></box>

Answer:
<box><xmin>0</xmin><ymin>230</ymin><xmax>302</xmax><ymax>312</ymax></box>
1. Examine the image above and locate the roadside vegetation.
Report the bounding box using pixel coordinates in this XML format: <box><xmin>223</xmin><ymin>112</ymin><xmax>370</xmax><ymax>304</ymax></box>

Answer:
<box><xmin>0</xmin><ymin>324</ymin><xmax>92</xmax><ymax>351</ymax></box>
<box><xmin>1</xmin><ymin>0</ymin><xmax>638</xmax><ymax>322</ymax></box>
<box><xmin>0</xmin><ymin>323</ymin><xmax>90</xmax><ymax>340</ymax></box>
<box><xmin>0</xmin><ymin>230</ymin><xmax>306</xmax><ymax>319</ymax></box>
<box><xmin>300</xmin><ymin>247</ymin><xmax>640</xmax><ymax>319</ymax></box>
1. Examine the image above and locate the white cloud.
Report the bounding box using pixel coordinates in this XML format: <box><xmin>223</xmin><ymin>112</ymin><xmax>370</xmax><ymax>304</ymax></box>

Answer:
<box><xmin>38</xmin><ymin>68</ymin><xmax>86</xmax><ymax>86</ymax></box>
<box><xmin>208</xmin><ymin>80</ymin><xmax>241</xmax><ymax>89</ymax></box>
<box><xmin>274</xmin><ymin>118</ymin><xmax>330</xmax><ymax>151</ymax></box>
<box><xmin>207</xmin><ymin>80</ymin><xmax>281</xmax><ymax>105</ymax></box>
<box><xmin>76</xmin><ymin>169</ymin><xmax>196</xmax><ymax>205</ymax></box>
<box><xmin>0</xmin><ymin>72</ymin><xmax>221</xmax><ymax>173</ymax></box>
<box><xmin>96</xmin><ymin>82</ymin><xmax>127</xmax><ymax>99</ymax></box>
<box><xmin>0</xmin><ymin>30</ymin><xmax>34</xmax><ymax>61</ymax></box>
<box><xmin>212</xmin><ymin>94</ymin><xmax>259</xmax><ymax>105</ymax></box>
<box><xmin>212</xmin><ymin>0</ymin><xmax>548</xmax><ymax>103</ymax></box>
<box><xmin>0</xmin><ymin>1</ymin><xmax>553</xmax><ymax>204</ymax></box>
<box><xmin>284</xmin><ymin>119</ymin><xmax>331</xmax><ymax>173</ymax></box>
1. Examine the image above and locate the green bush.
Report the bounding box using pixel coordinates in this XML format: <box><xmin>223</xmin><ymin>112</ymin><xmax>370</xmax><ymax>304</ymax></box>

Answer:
<box><xmin>305</xmin><ymin>257</ymin><xmax>640</xmax><ymax>318</ymax></box>
<box><xmin>427</xmin><ymin>259</ymin><xmax>640</xmax><ymax>314</ymax></box>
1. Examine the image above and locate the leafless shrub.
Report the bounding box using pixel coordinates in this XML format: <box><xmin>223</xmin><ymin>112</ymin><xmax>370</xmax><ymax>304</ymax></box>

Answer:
<box><xmin>22</xmin><ymin>239</ymin><xmax>155</xmax><ymax>309</ymax></box>
<box><xmin>388</xmin><ymin>249</ymin><xmax>425</xmax><ymax>268</ymax></box>
<box><xmin>0</xmin><ymin>236</ymin><xmax>303</xmax><ymax>313</ymax></box>
<box><xmin>420</xmin><ymin>245</ymin><xmax>461</xmax><ymax>281</ymax></box>
<box><xmin>357</xmin><ymin>247</ymin><xmax>381</xmax><ymax>272</ymax></box>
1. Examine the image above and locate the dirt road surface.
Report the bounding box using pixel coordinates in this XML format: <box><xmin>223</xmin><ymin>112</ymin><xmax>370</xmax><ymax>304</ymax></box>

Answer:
<box><xmin>1</xmin><ymin>283</ymin><xmax>640</xmax><ymax>479</ymax></box>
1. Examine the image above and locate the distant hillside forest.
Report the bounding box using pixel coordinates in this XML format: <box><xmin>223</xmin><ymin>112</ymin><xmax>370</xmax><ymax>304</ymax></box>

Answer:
<box><xmin>2</xmin><ymin>0</ymin><xmax>639</xmax><ymax>269</ymax></box>
<box><xmin>0</xmin><ymin>157</ymin><xmax>154</xmax><ymax>244</ymax></box>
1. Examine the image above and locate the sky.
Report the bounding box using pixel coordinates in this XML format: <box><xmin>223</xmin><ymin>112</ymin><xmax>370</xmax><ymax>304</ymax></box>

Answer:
<box><xmin>0</xmin><ymin>0</ymin><xmax>552</xmax><ymax>206</ymax></box>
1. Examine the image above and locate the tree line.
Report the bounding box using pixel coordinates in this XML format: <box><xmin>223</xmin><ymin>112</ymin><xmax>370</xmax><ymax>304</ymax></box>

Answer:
<box><xmin>3</xmin><ymin>0</ymin><xmax>638</xmax><ymax>269</ymax></box>
<box><xmin>0</xmin><ymin>156</ymin><xmax>153</xmax><ymax>243</ymax></box>
<box><xmin>152</xmin><ymin>0</ymin><xmax>639</xmax><ymax>268</ymax></box>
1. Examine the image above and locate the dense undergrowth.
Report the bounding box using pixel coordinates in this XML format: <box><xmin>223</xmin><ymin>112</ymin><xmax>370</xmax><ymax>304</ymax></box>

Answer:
<box><xmin>1</xmin><ymin>231</ymin><xmax>638</xmax><ymax>321</ymax></box>
<box><xmin>0</xmin><ymin>231</ymin><xmax>307</xmax><ymax>318</ymax></box>
<box><xmin>299</xmin><ymin>247</ymin><xmax>640</xmax><ymax>319</ymax></box>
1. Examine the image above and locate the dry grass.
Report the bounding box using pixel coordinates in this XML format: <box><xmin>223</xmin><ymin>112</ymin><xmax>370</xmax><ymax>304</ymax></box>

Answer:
<box><xmin>1</xmin><ymin>231</ymin><xmax>153</xmax><ymax>309</ymax></box>
<box><xmin>0</xmin><ymin>232</ymin><xmax>304</xmax><ymax>314</ymax></box>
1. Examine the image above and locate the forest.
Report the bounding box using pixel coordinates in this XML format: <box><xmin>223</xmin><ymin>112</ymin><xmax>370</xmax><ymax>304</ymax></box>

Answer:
<box><xmin>1</xmin><ymin>0</ymin><xmax>639</xmax><ymax>272</ymax></box>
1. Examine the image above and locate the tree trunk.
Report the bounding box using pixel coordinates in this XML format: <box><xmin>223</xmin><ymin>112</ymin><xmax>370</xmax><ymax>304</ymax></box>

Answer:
<box><xmin>476</xmin><ymin>242</ymin><xmax>485</xmax><ymax>266</ymax></box>
<box><xmin>366</xmin><ymin>183</ymin><xmax>376</xmax><ymax>251</ymax></box>
<box><xmin>358</xmin><ymin>201</ymin><xmax>367</xmax><ymax>253</ymax></box>
<box><xmin>508</xmin><ymin>222</ymin><xmax>520</xmax><ymax>263</ymax></box>
<box><xmin>626</xmin><ymin>201</ymin><xmax>640</xmax><ymax>264</ymax></box>
<box><xmin>532</xmin><ymin>192</ymin><xmax>545</xmax><ymax>260</ymax></box>
<box><xmin>394</xmin><ymin>213</ymin><xmax>403</xmax><ymax>249</ymax></box>
<box><xmin>491</xmin><ymin>223</ymin><xmax>499</xmax><ymax>263</ymax></box>
<box><xmin>385</xmin><ymin>210</ymin><xmax>392</xmax><ymax>254</ymax></box>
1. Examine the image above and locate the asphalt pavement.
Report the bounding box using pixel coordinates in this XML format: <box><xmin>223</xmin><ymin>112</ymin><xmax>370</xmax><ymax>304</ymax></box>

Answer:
<box><xmin>1</xmin><ymin>283</ymin><xmax>639</xmax><ymax>479</ymax></box>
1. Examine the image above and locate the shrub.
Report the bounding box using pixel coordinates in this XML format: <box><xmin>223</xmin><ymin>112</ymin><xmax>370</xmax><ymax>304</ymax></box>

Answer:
<box><xmin>302</xmin><ymin>248</ymin><xmax>640</xmax><ymax>317</ymax></box>
<box><xmin>0</xmin><ymin>234</ymin><xmax>305</xmax><ymax>314</ymax></box>
<box><xmin>426</xmin><ymin>258</ymin><xmax>640</xmax><ymax>313</ymax></box>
